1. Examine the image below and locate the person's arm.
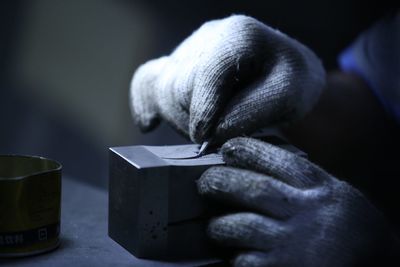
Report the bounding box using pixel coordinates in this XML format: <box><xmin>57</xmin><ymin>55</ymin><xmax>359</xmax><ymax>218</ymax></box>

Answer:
<box><xmin>284</xmin><ymin>12</ymin><xmax>400</xmax><ymax>178</ymax></box>
<box><xmin>282</xmin><ymin>14</ymin><xmax>400</xmax><ymax>224</ymax></box>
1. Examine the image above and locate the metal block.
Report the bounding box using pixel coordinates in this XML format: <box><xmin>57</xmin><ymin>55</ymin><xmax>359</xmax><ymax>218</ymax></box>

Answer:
<box><xmin>108</xmin><ymin>145</ymin><xmax>224</xmax><ymax>260</ymax></box>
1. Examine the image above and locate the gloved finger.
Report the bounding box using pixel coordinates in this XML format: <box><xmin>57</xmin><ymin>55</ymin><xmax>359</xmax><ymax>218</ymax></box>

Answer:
<box><xmin>233</xmin><ymin>251</ymin><xmax>277</xmax><ymax>267</ymax></box>
<box><xmin>131</xmin><ymin>57</ymin><xmax>191</xmax><ymax>136</ymax></box>
<box><xmin>207</xmin><ymin>212</ymin><xmax>287</xmax><ymax>251</ymax></box>
<box><xmin>188</xmin><ymin>16</ymin><xmax>268</xmax><ymax>143</ymax></box>
<box><xmin>197</xmin><ymin>166</ymin><xmax>305</xmax><ymax>219</ymax></box>
<box><xmin>221</xmin><ymin>137</ymin><xmax>331</xmax><ymax>189</ymax></box>
<box><xmin>130</xmin><ymin>57</ymin><xmax>168</xmax><ymax>132</ymax></box>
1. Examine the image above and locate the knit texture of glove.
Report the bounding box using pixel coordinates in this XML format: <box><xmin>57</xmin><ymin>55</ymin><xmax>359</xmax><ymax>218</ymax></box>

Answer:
<box><xmin>197</xmin><ymin>137</ymin><xmax>393</xmax><ymax>267</ymax></box>
<box><xmin>130</xmin><ymin>15</ymin><xmax>326</xmax><ymax>143</ymax></box>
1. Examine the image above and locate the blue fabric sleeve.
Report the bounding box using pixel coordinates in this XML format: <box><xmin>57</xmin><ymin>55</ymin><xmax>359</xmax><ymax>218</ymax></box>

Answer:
<box><xmin>338</xmin><ymin>13</ymin><xmax>400</xmax><ymax>124</ymax></box>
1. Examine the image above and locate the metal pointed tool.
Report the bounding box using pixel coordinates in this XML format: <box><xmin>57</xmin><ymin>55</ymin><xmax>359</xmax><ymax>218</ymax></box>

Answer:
<box><xmin>196</xmin><ymin>141</ymin><xmax>209</xmax><ymax>157</ymax></box>
<box><xmin>160</xmin><ymin>141</ymin><xmax>211</xmax><ymax>160</ymax></box>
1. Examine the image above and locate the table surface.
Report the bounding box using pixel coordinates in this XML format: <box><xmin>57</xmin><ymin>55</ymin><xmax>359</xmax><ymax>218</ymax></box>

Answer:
<box><xmin>0</xmin><ymin>177</ymin><xmax>221</xmax><ymax>266</ymax></box>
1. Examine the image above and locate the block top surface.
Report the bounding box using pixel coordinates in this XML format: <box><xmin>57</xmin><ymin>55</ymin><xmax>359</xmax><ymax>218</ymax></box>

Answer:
<box><xmin>110</xmin><ymin>145</ymin><xmax>224</xmax><ymax>169</ymax></box>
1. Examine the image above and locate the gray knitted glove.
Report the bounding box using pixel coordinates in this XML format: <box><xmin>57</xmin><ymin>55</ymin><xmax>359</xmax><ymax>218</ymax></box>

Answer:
<box><xmin>197</xmin><ymin>137</ymin><xmax>392</xmax><ymax>267</ymax></box>
<box><xmin>130</xmin><ymin>15</ymin><xmax>325</xmax><ymax>143</ymax></box>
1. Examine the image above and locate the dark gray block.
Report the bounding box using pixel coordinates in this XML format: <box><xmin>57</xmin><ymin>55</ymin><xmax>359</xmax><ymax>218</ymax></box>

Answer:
<box><xmin>108</xmin><ymin>145</ymin><xmax>224</xmax><ymax>260</ymax></box>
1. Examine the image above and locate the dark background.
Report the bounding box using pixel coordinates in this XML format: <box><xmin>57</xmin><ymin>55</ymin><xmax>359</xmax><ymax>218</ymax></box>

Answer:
<box><xmin>0</xmin><ymin>0</ymin><xmax>396</xmax><ymax>188</ymax></box>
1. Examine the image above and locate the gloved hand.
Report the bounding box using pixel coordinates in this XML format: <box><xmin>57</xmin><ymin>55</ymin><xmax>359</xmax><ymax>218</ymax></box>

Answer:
<box><xmin>197</xmin><ymin>137</ymin><xmax>393</xmax><ymax>267</ymax></box>
<box><xmin>130</xmin><ymin>15</ymin><xmax>325</xmax><ymax>144</ymax></box>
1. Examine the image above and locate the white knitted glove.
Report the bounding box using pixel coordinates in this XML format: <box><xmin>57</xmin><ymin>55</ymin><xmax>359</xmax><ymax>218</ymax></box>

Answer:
<box><xmin>197</xmin><ymin>137</ymin><xmax>394</xmax><ymax>267</ymax></box>
<box><xmin>130</xmin><ymin>15</ymin><xmax>325</xmax><ymax>143</ymax></box>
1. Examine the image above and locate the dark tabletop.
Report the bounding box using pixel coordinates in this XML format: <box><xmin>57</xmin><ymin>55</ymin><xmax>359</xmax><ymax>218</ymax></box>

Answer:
<box><xmin>0</xmin><ymin>177</ymin><xmax>220</xmax><ymax>266</ymax></box>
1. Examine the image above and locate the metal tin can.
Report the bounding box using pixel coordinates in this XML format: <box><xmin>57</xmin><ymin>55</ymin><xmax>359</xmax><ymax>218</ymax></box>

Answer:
<box><xmin>0</xmin><ymin>155</ymin><xmax>62</xmax><ymax>257</ymax></box>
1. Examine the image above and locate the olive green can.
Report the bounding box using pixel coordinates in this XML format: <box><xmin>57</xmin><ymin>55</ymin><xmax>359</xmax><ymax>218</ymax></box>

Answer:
<box><xmin>0</xmin><ymin>155</ymin><xmax>62</xmax><ymax>257</ymax></box>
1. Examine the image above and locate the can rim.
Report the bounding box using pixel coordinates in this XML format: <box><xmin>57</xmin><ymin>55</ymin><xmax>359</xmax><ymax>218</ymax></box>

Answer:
<box><xmin>0</xmin><ymin>154</ymin><xmax>62</xmax><ymax>180</ymax></box>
